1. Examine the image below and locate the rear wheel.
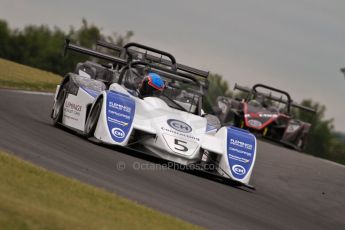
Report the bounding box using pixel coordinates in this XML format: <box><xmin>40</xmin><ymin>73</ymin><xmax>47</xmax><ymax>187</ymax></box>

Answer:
<box><xmin>52</xmin><ymin>83</ymin><xmax>68</xmax><ymax>126</ymax></box>
<box><xmin>85</xmin><ymin>97</ymin><xmax>103</xmax><ymax>138</ymax></box>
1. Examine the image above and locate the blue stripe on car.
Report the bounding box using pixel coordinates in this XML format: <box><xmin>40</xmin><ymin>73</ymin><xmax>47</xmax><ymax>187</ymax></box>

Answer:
<box><xmin>226</xmin><ymin>126</ymin><xmax>256</xmax><ymax>180</ymax></box>
<box><xmin>81</xmin><ymin>87</ymin><xmax>101</xmax><ymax>98</ymax></box>
<box><xmin>106</xmin><ymin>91</ymin><xmax>135</xmax><ymax>143</ymax></box>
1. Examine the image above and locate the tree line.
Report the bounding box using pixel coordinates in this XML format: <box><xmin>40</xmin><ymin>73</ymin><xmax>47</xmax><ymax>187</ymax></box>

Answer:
<box><xmin>0</xmin><ymin>19</ymin><xmax>133</xmax><ymax>76</ymax></box>
<box><xmin>0</xmin><ymin>19</ymin><xmax>344</xmax><ymax>164</ymax></box>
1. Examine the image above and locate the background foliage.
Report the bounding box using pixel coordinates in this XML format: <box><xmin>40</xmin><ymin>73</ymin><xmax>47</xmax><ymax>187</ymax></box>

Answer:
<box><xmin>0</xmin><ymin>19</ymin><xmax>133</xmax><ymax>76</ymax></box>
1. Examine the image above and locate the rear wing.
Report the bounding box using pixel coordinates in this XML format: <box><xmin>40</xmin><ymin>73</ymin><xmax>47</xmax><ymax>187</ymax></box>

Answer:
<box><xmin>234</xmin><ymin>83</ymin><xmax>316</xmax><ymax>114</ymax></box>
<box><xmin>96</xmin><ymin>40</ymin><xmax>209</xmax><ymax>79</ymax></box>
<box><xmin>64</xmin><ymin>39</ymin><xmax>207</xmax><ymax>93</ymax></box>
<box><xmin>64</xmin><ymin>39</ymin><xmax>127</xmax><ymax>66</ymax></box>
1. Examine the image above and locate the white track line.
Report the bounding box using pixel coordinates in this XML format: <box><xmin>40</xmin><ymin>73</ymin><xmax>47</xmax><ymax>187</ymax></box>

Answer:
<box><xmin>0</xmin><ymin>88</ymin><xmax>54</xmax><ymax>96</ymax></box>
<box><xmin>318</xmin><ymin>157</ymin><xmax>345</xmax><ymax>169</ymax></box>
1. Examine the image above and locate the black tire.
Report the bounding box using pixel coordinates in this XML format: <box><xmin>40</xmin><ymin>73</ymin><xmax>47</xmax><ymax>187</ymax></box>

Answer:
<box><xmin>85</xmin><ymin>97</ymin><xmax>103</xmax><ymax>138</ymax></box>
<box><xmin>51</xmin><ymin>83</ymin><xmax>68</xmax><ymax>126</ymax></box>
<box><xmin>296</xmin><ymin>136</ymin><xmax>305</xmax><ymax>152</ymax></box>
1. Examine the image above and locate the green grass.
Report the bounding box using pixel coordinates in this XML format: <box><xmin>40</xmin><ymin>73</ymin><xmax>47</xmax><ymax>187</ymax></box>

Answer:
<box><xmin>0</xmin><ymin>58</ymin><xmax>61</xmax><ymax>92</ymax></box>
<box><xmin>0</xmin><ymin>150</ymin><xmax>201</xmax><ymax>230</ymax></box>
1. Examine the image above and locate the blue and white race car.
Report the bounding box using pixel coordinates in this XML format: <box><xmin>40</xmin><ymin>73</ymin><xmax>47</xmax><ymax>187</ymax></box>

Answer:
<box><xmin>51</xmin><ymin>40</ymin><xmax>257</xmax><ymax>188</ymax></box>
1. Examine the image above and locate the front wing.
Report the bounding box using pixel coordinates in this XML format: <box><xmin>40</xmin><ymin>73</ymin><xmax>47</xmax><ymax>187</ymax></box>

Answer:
<box><xmin>202</xmin><ymin>127</ymin><xmax>257</xmax><ymax>186</ymax></box>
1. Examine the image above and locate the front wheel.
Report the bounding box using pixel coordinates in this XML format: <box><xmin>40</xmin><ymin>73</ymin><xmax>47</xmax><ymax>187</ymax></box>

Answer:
<box><xmin>51</xmin><ymin>83</ymin><xmax>68</xmax><ymax>126</ymax></box>
<box><xmin>85</xmin><ymin>97</ymin><xmax>103</xmax><ymax>138</ymax></box>
<box><xmin>296</xmin><ymin>137</ymin><xmax>306</xmax><ymax>152</ymax></box>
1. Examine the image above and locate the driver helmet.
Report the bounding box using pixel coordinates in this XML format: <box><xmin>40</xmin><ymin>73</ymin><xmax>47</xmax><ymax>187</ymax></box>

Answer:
<box><xmin>138</xmin><ymin>72</ymin><xmax>165</xmax><ymax>98</ymax></box>
<box><xmin>255</xmin><ymin>94</ymin><xmax>267</xmax><ymax>106</ymax></box>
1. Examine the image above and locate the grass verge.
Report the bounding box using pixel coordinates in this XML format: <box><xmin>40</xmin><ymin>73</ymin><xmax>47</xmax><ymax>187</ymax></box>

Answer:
<box><xmin>0</xmin><ymin>150</ymin><xmax>201</xmax><ymax>230</ymax></box>
<box><xmin>0</xmin><ymin>58</ymin><xmax>61</xmax><ymax>92</ymax></box>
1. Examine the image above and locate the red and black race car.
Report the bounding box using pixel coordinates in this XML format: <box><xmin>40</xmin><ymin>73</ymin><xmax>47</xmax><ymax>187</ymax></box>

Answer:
<box><xmin>215</xmin><ymin>84</ymin><xmax>315</xmax><ymax>151</ymax></box>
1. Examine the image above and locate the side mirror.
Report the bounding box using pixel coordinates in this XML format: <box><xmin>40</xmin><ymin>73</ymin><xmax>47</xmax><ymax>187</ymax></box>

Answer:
<box><xmin>204</xmin><ymin>114</ymin><xmax>222</xmax><ymax>130</ymax></box>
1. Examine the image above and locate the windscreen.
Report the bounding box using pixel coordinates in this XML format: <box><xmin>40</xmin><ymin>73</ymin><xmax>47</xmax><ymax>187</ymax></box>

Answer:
<box><xmin>121</xmin><ymin>68</ymin><xmax>201</xmax><ymax>114</ymax></box>
<box><xmin>160</xmin><ymin>81</ymin><xmax>200</xmax><ymax>114</ymax></box>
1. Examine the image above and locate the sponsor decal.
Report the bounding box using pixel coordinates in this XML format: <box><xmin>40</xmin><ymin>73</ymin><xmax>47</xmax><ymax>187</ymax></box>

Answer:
<box><xmin>228</xmin><ymin>154</ymin><xmax>249</xmax><ymax>163</ymax></box>
<box><xmin>248</xmin><ymin>119</ymin><xmax>262</xmax><ymax>127</ymax></box>
<box><xmin>167</xmin><ymin>119</ymin><xmax>192</xmax><ymax>133</ymax></box>
<box><xmin>245</xmin><ymin>113</ymin><xmax>278</xmax><ymax>118</ymax></box>
<box><xmin>64</xmin><ymin>101</ymin><xmax>82</xmax><ymax>111</ymax></box>
<box><xmin>108</xmin><ymin>110</ymin><xmax>131</xmax><ymax>120</ymax></box>
<box><xmin>259</xmin><ymin>113</ymin><xmax>278</xmax><ymax>118</ymax></box>
<box><xmin>109</xmin><ymin>102</ymin><xmax>132</xmax><ymax>113</ymax></box>
<box><xmin>232</xmin><ymin>164</ymin><xmax>246</xmax><ymax>175</ymax></box>
<box><xmin>106</xmin><ymin>91</ymin><xmax>135</xmax><ymax>143</ymax></box>
<box><xmin>229</xmin><ymin>147</ymin><xmax>252</xmax><ymax>158</ymax></box>
<box><xmin>64</xmin><ymin>101</ymin><xmax>82</xmax><ymax>118</ymax></box>
<box><xmin>227</xmin><ymin>126</ymin><xmax>256</xmax><ymax>180</ymax></box>
<box><xmin>107</xmin><ymin>117</ymin><xmax>128</xmax><ymax>126</ymax></box>
<box><xmin>63</xmin><ymin>114</ymin><xmax>79</xmax><ymax>121</ymax></box>
<box><xmin>111</xmin><ymin>128</ymin><xmax>125</xmax><ymax>138</ymax></box>
<box><xmin>230</xmin><ymin>139</ymin><xmax>253</xmax><ymax>150</ymax></box>
<box><xmin>161</xmin><ymin>127</ymin><xmax>200</xmax><ymax>141</ymax></box>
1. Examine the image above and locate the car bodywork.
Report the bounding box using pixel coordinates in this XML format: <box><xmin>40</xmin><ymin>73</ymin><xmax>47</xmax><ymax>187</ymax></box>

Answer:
<box><xmin>51</xmin><ymin>40</ymin><xmax>257</xmax><ymax>188</ymax></box>
<box><xmin>216</xmin><ymin>84</ymin><xmax>315</xmax><ymax>151</ymax></box>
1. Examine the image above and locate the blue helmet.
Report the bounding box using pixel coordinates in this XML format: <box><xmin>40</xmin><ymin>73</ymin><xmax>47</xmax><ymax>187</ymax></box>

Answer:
<box><xmin>139</xmin><ymin>72</ymin><xmax>164</xmax><ymax>97</ymax></box>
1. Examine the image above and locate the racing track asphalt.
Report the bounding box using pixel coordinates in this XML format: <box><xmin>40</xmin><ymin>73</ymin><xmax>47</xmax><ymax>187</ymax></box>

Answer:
<box><xmin>0</xmin><ymin>89</ymin><xmax>345</xmax><ymax>230</ymax></box>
